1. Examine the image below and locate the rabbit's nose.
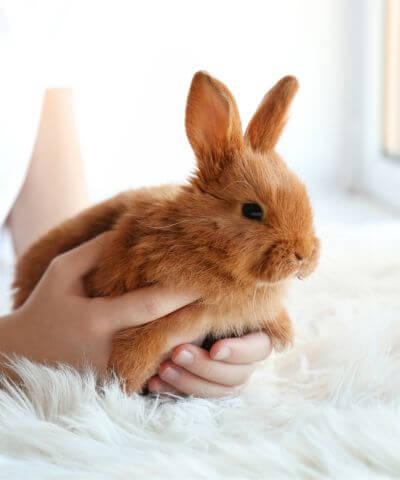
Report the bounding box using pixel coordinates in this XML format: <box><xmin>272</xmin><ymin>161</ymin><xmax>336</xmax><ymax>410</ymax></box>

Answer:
<box><xmin>294</xmin><ymin>237</ymin><xmax>314</xmax><ymax>261</ymax></box>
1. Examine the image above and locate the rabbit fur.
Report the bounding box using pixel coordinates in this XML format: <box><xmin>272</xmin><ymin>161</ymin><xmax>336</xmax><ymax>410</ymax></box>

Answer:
<box><xmin>13</xmin><ymin>71</ymin><xmax>320</xmax><ymax>393</ymax></box>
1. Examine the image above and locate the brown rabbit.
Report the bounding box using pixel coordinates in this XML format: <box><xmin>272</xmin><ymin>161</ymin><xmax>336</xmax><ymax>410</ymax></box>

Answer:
<box><xmin>13</xmin><ymin>72</ymin><xmax>320</xmax><ymax>393</ymax></box>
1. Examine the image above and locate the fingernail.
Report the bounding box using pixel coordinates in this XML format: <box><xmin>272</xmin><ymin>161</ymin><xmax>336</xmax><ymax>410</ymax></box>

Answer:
<box><xmin>174</xmin><ymin>349</ymin><xmax>194</xmax><ymax>366</ymax></box>
<box><xmin>213</xmin><ymin>346</ymin><xmax>231</xmax><ymax>361</ymax></box>
<box><xmin>161</xmin><ymin>366</ymin><xmax>180</xmax><ymax>382</ymax></box>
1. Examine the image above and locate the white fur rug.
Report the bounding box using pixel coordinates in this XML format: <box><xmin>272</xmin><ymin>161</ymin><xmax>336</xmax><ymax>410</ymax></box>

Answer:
<box><xmin>0</xmin><ymin>223</ymin><xmax>400</xmax><ymax>479</ymax></box>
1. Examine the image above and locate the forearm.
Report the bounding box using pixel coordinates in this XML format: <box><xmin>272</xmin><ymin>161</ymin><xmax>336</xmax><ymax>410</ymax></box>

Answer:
<box><xmin>8</xmin><ymin>88</ymin><xmax>90</xmax><ymax>256</ymax></box>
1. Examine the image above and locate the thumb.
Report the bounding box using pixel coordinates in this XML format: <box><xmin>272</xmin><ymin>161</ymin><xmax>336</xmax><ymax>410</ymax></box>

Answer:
<box><xmin>92</xmin><ymin>284</ymin><xmax>199</xmax><ymax>331</ymax></box>
<box><xmin>48</xmin><ymin>232</ymin><xmax>112</xmax><ymax>288</ymax></box>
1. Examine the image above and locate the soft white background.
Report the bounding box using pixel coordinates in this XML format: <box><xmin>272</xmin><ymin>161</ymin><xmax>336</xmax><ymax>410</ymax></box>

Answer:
<box><xmin>71</xmin><ymin>0</ymin><xmax>364</xmax><ymax>201</ymax></box>
<box><xmin>5</xmin><ymin>0</ymin><xmax>398</xmax><ymax>212</ymax></box>
<box><xmin>1</xmin><ymin>0</ymin><xmax>399</xmax><ymax>223</ymax></box>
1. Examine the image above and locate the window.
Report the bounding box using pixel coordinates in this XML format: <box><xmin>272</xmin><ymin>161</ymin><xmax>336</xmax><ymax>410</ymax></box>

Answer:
<box><xmin>384</xmin><ymin>0</ymin><xmax>400</xmax><ymax>157</ymax></box>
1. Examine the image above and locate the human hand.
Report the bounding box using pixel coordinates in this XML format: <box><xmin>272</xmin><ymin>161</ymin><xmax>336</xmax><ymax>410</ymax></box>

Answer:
<box><xmin>148</xmin><ymin>331</ymin><xmax>272</xmax><ymax>397</ymax></box>
<box><xmin>0</xmin><ymin>233</ymin><xmax>197</xmax><ymax>375</ymax></box>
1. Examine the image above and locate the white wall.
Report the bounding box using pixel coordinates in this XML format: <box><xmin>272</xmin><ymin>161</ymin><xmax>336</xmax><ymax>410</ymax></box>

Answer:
<box><xmin>4</xmin><ymin>0</ymin><xmax>371</xmax><ymax>203</ymax></box>
<box><xmin>54</xmin><ymin>0</ymin><xmax>357</xmax><ymax>202</ymax></box>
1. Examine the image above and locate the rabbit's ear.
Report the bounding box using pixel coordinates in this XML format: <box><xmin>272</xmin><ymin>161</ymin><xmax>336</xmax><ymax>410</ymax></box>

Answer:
<box><xmin>245</xmin><ymin>76</ymin><xmax>299</xmax><ymax>152</ymax></box>
<box><xmin>185</xmin><ymin>71</ymin><xmax>243</xmax><ymax>180</ymax></box>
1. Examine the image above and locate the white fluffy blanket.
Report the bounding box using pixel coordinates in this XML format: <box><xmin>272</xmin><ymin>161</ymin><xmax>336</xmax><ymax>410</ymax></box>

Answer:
<box><xmin>0</xmin><ymin>223</ymin><xmax>400</xmax><ymax>479</ymax></box>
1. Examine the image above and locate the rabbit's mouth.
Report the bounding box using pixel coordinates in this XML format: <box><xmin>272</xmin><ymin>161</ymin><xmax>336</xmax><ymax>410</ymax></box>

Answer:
<box><xmin>256</xmin><ymin>279</ymin><xmax>288</xmax><ymax>288</ymax></box>
<box><xmin>252</xmin><ymin>244</ymin><xmax>299</xmax><ymax>283</ymax></box>
<box><xmin>296</xmin><ymin>241</ymin><xmax>320</xmax><ymax>280</ymax></box>
<box><xmin>256</xmin><ymin>269</ymin><xmax>303</xmax><ymax>286</ymax></box>
<box><xmin>252</xmin><ymin>236</ymin><xmax>320</xmax><ymax>284</ymax></box>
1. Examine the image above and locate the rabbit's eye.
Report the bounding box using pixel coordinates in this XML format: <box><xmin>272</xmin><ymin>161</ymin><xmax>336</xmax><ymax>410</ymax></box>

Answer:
<box><xmin>242</xmin><ymin>202</ymin><xmax>263</xmax><ymax>221</ymax></box>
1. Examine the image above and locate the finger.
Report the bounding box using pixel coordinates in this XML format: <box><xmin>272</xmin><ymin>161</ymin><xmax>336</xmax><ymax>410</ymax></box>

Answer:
<box><xmin>48</xmin><ymin>232</ymin><xmax>113</xmax><ymax>286</ymax></box>
<box><xmin>147</xmin><ymin>376</ymin><xmax>180</xmax><ymax>395</ymax></box>
<box><xmin>209</xmin><ymin>332</ymin><xmax>272</xmax><ymax>364</ymax></box>
<box><xmin>93</xmin><ymin>284</ymin><xmax>198</xmax><ymax>331</ymax></box>
<box><xmin>171</xmin><ymin>344</ymin><xmax>256</xmax><ymax>386</ymax></box>
<box><xmin>158</xmin><ymin>361</ymin><xmax>242</xmax><ymax>398</ymax></box>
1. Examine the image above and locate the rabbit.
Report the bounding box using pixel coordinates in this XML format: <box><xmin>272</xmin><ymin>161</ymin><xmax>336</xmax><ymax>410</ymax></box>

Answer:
<box><xmin>13</xmin><ymin>71</ymin><xmax>320</xmax><ymax>393</ymax></box>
